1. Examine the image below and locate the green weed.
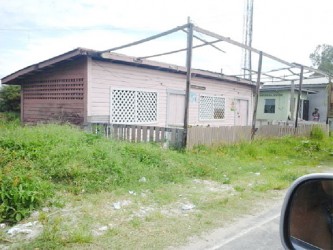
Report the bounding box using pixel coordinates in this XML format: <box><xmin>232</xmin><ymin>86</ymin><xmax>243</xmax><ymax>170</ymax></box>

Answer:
<box><xmin>310</xmin><ymin>125</ymin><xmax>326</xmax><ymax>140</ymax></box>
<box><xmin>1</xmin><ymin>120</ymin><xmax>333</xmax><ymax>232</ymax></box>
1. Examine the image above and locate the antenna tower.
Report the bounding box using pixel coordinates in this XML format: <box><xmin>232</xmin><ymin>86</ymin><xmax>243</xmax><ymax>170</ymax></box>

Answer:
<box><xmin>242</xmin><ymin>0</ymin><xmax>254</xmax><ymax>80</ymax></box>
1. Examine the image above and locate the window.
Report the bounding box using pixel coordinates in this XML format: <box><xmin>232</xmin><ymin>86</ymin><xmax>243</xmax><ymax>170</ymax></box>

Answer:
<box><xmin>264</xmin><ymin>99</ymin><xmax>275</xmax><ymax>113</ymax></box>
<box><xmin>111</xmin><ymin>89</ymin><xmax>157</xmax><ymax>124</ymax></box>
<box><xmin>199</xmin><ymin>95</ymin><xmax>225</xmax><ymax>120</ymax></box>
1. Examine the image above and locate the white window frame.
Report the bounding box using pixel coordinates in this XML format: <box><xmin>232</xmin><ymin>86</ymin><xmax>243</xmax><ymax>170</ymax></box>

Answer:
<box><xmin>110</xmin><ymin>87</ymin><xmax>158</xmax><ymax>124</ymax></box>
<box><xmin>199</xmin><ymin>94</ymin><xmax>226</xmax><ymax>121</ymax></box>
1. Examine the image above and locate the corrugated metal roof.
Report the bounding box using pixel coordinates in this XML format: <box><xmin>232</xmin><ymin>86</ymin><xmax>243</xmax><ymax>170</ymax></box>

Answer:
<box><xmin>1</xmin><ymin>48</ymin><xmax>254</xmax><ymax>87</ymax></box>
<box><xmin>260</xmin><ymin>86</ymin><xmax>317</xmax><ymax>94</ymax></box>
<box><xmin>263</xmin><ymin>77</ymin><xmax>329</xmax><ymax>86</ymax></box>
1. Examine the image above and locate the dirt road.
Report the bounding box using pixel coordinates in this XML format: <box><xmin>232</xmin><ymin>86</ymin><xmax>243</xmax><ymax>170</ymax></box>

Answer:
<box><xmin>173</xmin><ymin>192</ymin><xmax>285</xmax><ymax>250</ymax></box>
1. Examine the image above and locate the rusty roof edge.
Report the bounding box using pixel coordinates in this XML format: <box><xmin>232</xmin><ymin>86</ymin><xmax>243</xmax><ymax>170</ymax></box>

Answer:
<box><xmin>2</xmin><ymin>47</ymin><xmax>253</xmax><ymax>87</ymax></box>
<box><xmin>1</xmin><ymin>48</ymin><xmax>95</xmax><ymax>84</ymax></box>
<box><xmin>99</xmin><ymin>52</ymin><xmax>254</xmax><ymax>86</ymax></box>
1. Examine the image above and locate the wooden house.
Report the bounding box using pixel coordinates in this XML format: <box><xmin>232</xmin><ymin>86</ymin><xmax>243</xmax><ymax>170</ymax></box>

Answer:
<box><xmin>1</xmin><ymin>48</ymin><xmax>255</xmax><ymax>127</ymax></box>
<box><xmin>258</xmin><ymin>78</ymin><xmax>330</xmax><ymax>123</ymax></box>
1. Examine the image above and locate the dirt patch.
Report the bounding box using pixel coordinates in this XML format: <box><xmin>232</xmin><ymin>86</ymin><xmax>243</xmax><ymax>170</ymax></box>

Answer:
<box><xmin>0</xmin><ymin>179</ymin><xmax>285</xmax><ymax>249</ymax></box>
<box><xmin>0</xmin><ymin>179</ymin><xmax>235</xmax><ymax>246</ymax></box>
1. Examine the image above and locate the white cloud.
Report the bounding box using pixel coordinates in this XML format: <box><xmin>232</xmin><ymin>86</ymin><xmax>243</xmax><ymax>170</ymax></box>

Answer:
<box><xmin>1</xmin><ymin>0</ymin><xmax>332</xmax><ymax>80</ymax></box>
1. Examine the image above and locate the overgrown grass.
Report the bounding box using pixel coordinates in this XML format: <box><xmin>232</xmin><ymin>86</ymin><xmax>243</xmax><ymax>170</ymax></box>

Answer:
<box><xmin>1</xmin><ymin>113</ymin><xmax>333</xmax><ymax>248</ymax></box>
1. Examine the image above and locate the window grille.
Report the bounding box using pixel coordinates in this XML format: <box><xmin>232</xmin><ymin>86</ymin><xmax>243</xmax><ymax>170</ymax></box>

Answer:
<box><xmin>111</xmin><ymin>89</ymin><xmax>157</xmax><ymax>124</ymax></box>
<box><xmin>23</xmin><ymin>78</ymin><xmax>84</xmax><ymax>100</ymax></box>
<box><xmin>199</xmin><ymin>95</ymin><xmax>225</xmax><ymax>120</ymax></box>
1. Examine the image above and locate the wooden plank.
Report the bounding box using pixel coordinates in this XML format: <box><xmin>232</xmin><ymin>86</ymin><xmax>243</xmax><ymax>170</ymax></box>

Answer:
<box><xmin>194</xmin><ymin>26</ymin><xmax>294</xmax><ymax>67</ymax></box>
<box><xmin>142</xmin><ymin>126</ymin><xmax>148</xmax><ymax>142</ymax></box>
<box><xmin>170</xmin><ymin>128</ymin><xmax>176</xmax><ymax>146</ymax></box>
<box><xmin>120</xmin><ymin>125</ymin><xmax>125</xmax><ymax>140</ymax></box>
<box><xmin>149</xmin><ymin>127</ymin><xmax>154</xmax><ymax>142</ymax></box>
<box><xmin>111</xmin><ymin>124</ymin><xmax>118</xmax><ymax>140</ymax></box>
<box><xmin>155</xmin><ymin>127</ymin><xmax>162</xmax><ymax>142</ymax></box>
<box><xmin>126</xmin><ymin>125</ymin><xmax>131</xmax><ymax>141</ymax></box>
<box><xmin>160</xmin><ymin>128</ymin><xmax>165</xmax><ymax>143</ymax></box>
<box><xmin>101</xmin><ymin>24</ymin><xmax>189</xmax><ymax>53</ymax></box>
<box><xmin>131</xmin><ymin>125</ymin><xmax>136</xmax><ymax>142</ymax></box>
<box><xmin>137</xmin><ymin>126</ymin><xmax>142</xmax><ymax>142</ymax></box>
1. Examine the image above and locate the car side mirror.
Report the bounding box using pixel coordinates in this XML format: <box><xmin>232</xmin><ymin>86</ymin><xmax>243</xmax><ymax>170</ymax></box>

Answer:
<box><xmin>280</xmin><ymin>173</ymin><xmax>333</xmax><ymax>250</ymax></box>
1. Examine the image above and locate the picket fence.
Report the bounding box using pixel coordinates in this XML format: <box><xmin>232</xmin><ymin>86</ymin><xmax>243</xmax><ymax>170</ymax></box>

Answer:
<box><xmin>85</xmin><ymin>122</ymin><xmax>329</xmax><ymax>149</ymax></box>
<box><xmin>85</xmin><ymin>123</ymin><xmax>184</xmax><ymax>148</ymax></box>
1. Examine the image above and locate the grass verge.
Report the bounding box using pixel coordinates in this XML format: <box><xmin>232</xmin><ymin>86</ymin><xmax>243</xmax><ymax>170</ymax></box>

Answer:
<box><xmin>0</xmin><ymin>115</ymin><xmax>332</xmax><ymax>248</ymax></box>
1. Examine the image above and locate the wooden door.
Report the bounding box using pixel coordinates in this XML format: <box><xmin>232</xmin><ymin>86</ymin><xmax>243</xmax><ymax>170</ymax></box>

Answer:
<box><xmin>167</xmin><ymin>92</ymin><xmax>185</xmax><ymax>127</ymax></box>
<box><xmin>235</xmin><ymin>99</ymin><xmax>249</xmax><ymax>126</ymax></box>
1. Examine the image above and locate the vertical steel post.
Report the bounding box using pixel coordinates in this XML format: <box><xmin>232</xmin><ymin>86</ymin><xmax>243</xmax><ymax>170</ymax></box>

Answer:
<box><xmin>295</xmin><ymin>66</ymin><xmax>304</xmax><ymax>129</ymax></box>
<box><xmin>290</xmin><ymin>80</ymin><xmax>295</xmax><ymax>122</ymax></box>
<box><xmin>182</xmin><ymin>19</ymin><xmax>193</xmax><ymax>148</ymax></box>
<box><xmin>327</xmin><ymin>77</ymin><xmax>332</xmax><ymax>124</ymax></box>
<box><xmin>251</xmin><ymin>51</ymin><xmax>263</xmax><ymax>140</ymax></box>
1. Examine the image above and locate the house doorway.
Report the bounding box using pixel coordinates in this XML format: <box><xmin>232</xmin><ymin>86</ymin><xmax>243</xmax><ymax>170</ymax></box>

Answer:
<box><xmin>302</xmin><ymin>100</ymin><xmax>309</xmax><ymax>121</ymax></box>
<box><xmin>167</xmin><ymin>91</ymin><xmax>185</xmax><ymax>127</ymax></box>
<box><xmin>234</xmin><ymin>99</ymin><xmax>249</xmax><ymax>125</ymax></box>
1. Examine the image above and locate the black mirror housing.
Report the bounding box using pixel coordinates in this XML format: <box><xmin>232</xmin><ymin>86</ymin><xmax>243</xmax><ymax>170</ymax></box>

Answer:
<box><xmin>280</xmin><ymin>173</ymin><xmax>333</xmax><ymax>250</ymax></box>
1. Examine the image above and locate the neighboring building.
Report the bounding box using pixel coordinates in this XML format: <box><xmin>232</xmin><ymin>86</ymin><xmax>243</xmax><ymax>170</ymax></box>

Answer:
<box><xmin>257</xmin><ymin>78</ymin><xmax>330</xmax><ymax>123</ymax></box>
<box><xmin>257</xmin><ymin>86</ymin><xmax>315</xmax><ymax>123</ymax></box>
<box><xmin>259</xmin><ymin>77</ymin><xmax>329</xmax><ymax>122</ymax></box>
<box><xmin>1</xmin><ymin>48</ymin><xmax>255</xmax><ymax>127</ymax></box>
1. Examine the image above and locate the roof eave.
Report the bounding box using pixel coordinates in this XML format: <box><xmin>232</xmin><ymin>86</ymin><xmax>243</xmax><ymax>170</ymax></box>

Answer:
<box><xmin>98</xmin><ymin>52</ymin><xmax>254</xmax><ymax>87</ymax></box>
<box><xmin>2</xmin><ymin>48</ymin><xmax>253</xmax><ymax>87</ymax></box>
<box><xmin>1</xmin><ymin>48</ymin><xmax>97</xmax><ymax>85</ymax></box>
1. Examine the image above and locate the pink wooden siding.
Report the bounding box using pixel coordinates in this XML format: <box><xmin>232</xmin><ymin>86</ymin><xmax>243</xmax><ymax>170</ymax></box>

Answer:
<box><xmin>88</xmin><ymin>59</ymin><xmax>253</xmax><ymax>127</ymax></box>
<box><xmin>21</xmin><ymin>58</ymin><xmax>87</xmax><ymax>124</ymax></box>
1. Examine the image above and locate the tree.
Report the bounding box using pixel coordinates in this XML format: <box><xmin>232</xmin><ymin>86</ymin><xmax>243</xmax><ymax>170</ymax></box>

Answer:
<box><xmin>310</xmin><ymin>44</ymin><xmax>333</xmax><ymax>75</ymax></box>
<box><xmin>0</xmin><ymin>85</ymin><xmax>21</xmax><ymax>112</ymax></box>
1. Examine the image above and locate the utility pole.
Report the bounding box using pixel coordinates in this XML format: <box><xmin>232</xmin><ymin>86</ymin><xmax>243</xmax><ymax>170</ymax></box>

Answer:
<box><xmin>183</xmin><ymin>17</ymin><xmax>193</xmax><ymax>148</ymax></box>
<box><xmin>251</xmin><ymin>51</ymin><xmax>263</xmax><ymax>140</ymax></box>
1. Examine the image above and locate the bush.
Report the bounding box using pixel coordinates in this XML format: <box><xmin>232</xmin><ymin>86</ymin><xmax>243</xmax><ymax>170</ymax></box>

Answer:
<box><xmin>310</xmin><ymin>126</ymin><xmax>326</xmax><ymax>140</ymax></box>
<box><xmin>0</xmin><ymin>159</ymin><xmax>53</xmax><ymax>224</ymax></box>
<box><xmin>0</xmin><ymin>171</ymin><xmax>52</xmax><ymax>224</ymax></box>
<box><xmin>0</xmin><ymin>85</ymin><xmax>21</xmax><ymax>112</ymax></box>
<box><xmin>0</xmin><ymin>112</ymin><xmax>20</xmax><ymax>126</ymax></box>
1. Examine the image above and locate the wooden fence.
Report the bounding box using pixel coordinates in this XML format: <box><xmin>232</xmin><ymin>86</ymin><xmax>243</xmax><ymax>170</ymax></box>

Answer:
<box><xmin>85</xmin><ymin>122</ymin><xmax>329</xmax><ymax>149</ymax></box>
<box><xmin>187</xmin><ymin>126</ymin><xmax>251</xmax><ymax>148</ymax></box>
<box><xmin>85</xmin><ymin>123</ymin><xmax>184</xmax><ymax>148</ymax></box>
<box><xmin>186</xmin><ymin>123</ymin><xmax>329</xmax><ymax>148</ymax></box>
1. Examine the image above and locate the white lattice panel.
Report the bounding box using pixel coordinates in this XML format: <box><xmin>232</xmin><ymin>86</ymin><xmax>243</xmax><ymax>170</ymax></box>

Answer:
<box><xmin>200</xmin><ymin>96</ymin><xmax>214</xmax><ymax>120</ymax></box>
<box><xmin>111</xmin><ymin>89</ymin><xmax>157</xmax><ymax>124</ymax></box>
<box><xmin>199</xmin><ymin>95</ymin><xmax>225</xmax><ymax>120</ymax></box>
<box><xmin>137</xmin><ymin>91</ymin><xmax>157</xmax><ymax>123</ymax></box>
<box><xmin>214</xmin><ymin>97</ymin><xmax>225</xmax><ymax>119</ymax></box>
<box><xmin>111</xmin><ymin>90</ymin><xmax>136</xmax><ymax>123</ymax></box>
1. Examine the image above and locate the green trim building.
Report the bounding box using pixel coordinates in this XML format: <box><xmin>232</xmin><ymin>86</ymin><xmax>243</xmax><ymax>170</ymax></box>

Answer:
<box><xmin>257</xmin><ymin>87</ymin><xmax>315</xmax><ymax>122</ymax></box>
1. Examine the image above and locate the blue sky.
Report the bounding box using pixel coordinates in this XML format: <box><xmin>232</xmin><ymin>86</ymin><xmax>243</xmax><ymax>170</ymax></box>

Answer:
<box><xmin>1</xmin><ymin>0</ymin><xmax>332</xmax><ymax>82</ymax></box>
